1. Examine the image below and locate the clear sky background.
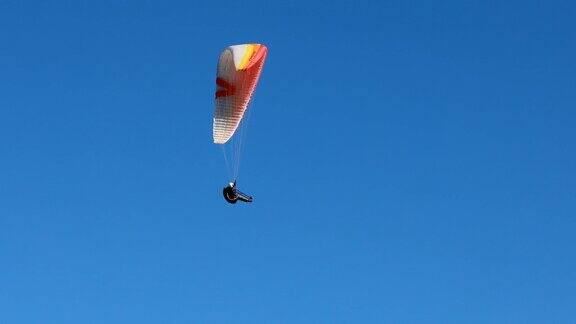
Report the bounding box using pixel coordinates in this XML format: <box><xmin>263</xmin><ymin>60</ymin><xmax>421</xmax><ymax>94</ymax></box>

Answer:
<box><xmin>1</xmin><ymin>1</ymin><xmax>575</xmax><ymax>323</ymax></box>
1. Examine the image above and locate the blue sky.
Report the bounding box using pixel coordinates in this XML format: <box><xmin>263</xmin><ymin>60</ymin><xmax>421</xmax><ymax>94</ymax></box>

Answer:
<box><xmin>1</xmin><ymin>0</ymin><xmax>575</xmax><ymax>323</ymax></box>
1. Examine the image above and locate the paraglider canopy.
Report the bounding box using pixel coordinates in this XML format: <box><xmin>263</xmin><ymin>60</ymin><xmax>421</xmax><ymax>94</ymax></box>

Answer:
<box><xmin>213</xmin><ymin>44</ymin><xmax>268</xmax><ymax>144</ymax></box>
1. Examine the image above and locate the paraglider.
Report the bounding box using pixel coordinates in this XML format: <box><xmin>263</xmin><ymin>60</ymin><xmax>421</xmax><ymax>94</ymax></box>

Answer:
<box><xmin>222</xmin><ymin>181</ymin><xmax>253</xmax><ymax>204</ymax></box>
<box><xmin>213</xmin><ymin>43</ymin><xmax>268</xmax><ymax>204</ymax></box>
